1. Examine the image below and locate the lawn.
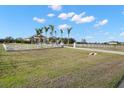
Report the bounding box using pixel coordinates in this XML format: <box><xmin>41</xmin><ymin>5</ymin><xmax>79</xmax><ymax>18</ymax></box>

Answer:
<box><xmin>0</xmin><ymin>44</ymin><xmax>124</xmax><ymax>88</ymax></box>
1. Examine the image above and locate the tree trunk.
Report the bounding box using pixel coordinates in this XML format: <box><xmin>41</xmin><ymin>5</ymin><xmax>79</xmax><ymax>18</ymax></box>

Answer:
<box><xmin>68</xmin><ymin>34</ymin><xmax>69</xmax><ymax>45</ymax></box>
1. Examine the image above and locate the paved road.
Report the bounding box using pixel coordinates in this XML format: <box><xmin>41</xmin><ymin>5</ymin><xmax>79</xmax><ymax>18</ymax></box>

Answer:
<box><xmin>64</xmin><ymin>46</ymin><xmax>124</xmax><ymax>55</ymax></box>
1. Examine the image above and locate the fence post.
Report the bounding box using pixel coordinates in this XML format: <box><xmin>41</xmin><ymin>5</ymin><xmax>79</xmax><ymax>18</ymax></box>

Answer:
<box><xmin>2</xmin><ymin>44</ymin><xmax>7</xmax><ymax>51</ymax></box>
<box><xmin>73</xmin><ymin>42</ymin><xmax>76</xmax><ymax>48</ymax></box>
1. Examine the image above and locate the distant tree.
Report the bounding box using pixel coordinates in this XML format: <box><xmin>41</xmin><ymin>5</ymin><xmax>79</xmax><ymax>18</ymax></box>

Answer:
<box><xmin>67</xmin><ymin>38</ymin><xmax>76</xmax><ymax>44</ymax></box>
<box><xmin>44</xmin><ymin>26</ymin><xmax>49</xmax><ymax>38</ymax></box>
<box><xmin>54</xmin><ymin>30</ymin><xmax>57</xmax><ymax>43</ymax></box>
<box><xmin>67</xmin><ymin>27</ymin><xmax>72</xmax><ymax>45</ymax></box>
<box><xmin>4</xmin><ymin>36</ymin><xmax>14</xmax><ymax>43</ymax></box>
<box><xmin>15</xmin><ymin>38</ymin><xmax>23</xmax><ymax>43</ymax></box>
<box><xmin>35</xmin><ymin>28</ymin><xmax>40</xmax><ymax>36</ymax></box>
<box><xmin>49</xmin><ymin>25</ymin><xmax>54</xmax><ymax>43</ymax></box>
<box><xmin>81</xmin><ymin>39</ymin><xmax>87</xmax><ymax>44</ymax></box>
<box><xmin>55</xmin><ymin>30</ymin><xmax>57</xmax><ymax>38</ymax></box>
<box><xmin>39</xmin><ymin>27</ymin><xmax>44</xmax><ymax>36</ymax></box>
<box><xmin>60</xmin><ymin>29</ymin><xmax>63</xmax><ymax>43</ymax></box>
<box><xmin>49</xmin><ymin>25</ymin><xmax>54</xmax><ymax>37</ymax></box>
<box><xmin>35</xmin><ymin>27</ymin><xmax>44</xmax><ymax>36</ymax></box>
<box><xmin>55</xmin><ymin>37</ymin><xmax>76</xmax><ymax>44</ymax></box>
<box><xmin>44</xmin><ymin>26</ymin><xmax>49</xmax><ymax>43</ymax></box>
<box><xmin>0</xmin><ymin>39</ymin><xmax>4</xmax><ymax>43</ymax></box>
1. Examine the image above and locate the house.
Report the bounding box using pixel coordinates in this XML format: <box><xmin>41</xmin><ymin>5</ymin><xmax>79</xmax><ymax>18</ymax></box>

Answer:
<box><xmin>107</xmin><ymin>41</ymin><xmax>118</xmax><ymax>45</ymax></box>
<box><xmin>25</xmin><ymin>35</ymin><xmax>47</xmax><ymax>44</ymax></box>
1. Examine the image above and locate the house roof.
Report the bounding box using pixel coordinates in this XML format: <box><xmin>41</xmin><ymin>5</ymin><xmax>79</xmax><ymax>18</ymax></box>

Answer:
<box><xmin>28</xmin><ymin>35</ymin><xmax>46</xmax><ymax>39</ymax></box>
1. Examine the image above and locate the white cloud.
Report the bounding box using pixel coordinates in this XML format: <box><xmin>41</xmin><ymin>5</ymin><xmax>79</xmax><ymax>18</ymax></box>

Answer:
<box><xmin>71</xmin><ymin>12</ymin><xmax>85</xmax><ymax>22</ymax></box>
<box><xmin>47</xmin><ymin>13</ymin><xmax>55</xmax><ymax>17</ymax></box>
<box><xmin>120</xmin><ymin>32</ymin><xmax>124</xmax><ymax>37</ymax></box>
<box><xmin>58</xmin><ymin>13</ymin><xmax>68</xmax><ymax>20</ymax></box>
<box><xmin>94</xmin><ymin>19</ymin><xmax>108</xmax><ymax>28</ymax></box>
<box><xmin>58</xmin><ymin>24</ymin><xmax>71</xmax><ymax>30</ymax></box>
<box><xmin>67</xmin><ymin>12</ymin><xmax>75</xmax><ymax>17</ymax></box>
<box><xmin>33</xmin><ymin>17</ymin><xmax>46</xmax><ymax>23</ymax></box>
<box><xmin>78</xmin><ymin>16</ymin><xmax>95</xmax><ymax>24</ymax></box>
<box><xmin>58</xmin><ymin>12</ymin><xmax>75</xmax><ymax>20</ymax></box>
<box><xmin>48</xmin><ymin>5</ymin><xmax>62</xmax><ymax>11</ymax></box>
<box><xmin>71</xmin><ymin>12</ymin><xmax>95</xmax><ymax>24</ymax></box>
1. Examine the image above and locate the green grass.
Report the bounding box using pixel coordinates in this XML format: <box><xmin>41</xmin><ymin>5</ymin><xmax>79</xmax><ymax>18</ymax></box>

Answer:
<box><xmin>0</xmin><ymin>44</ymin><xmax>124</xmax><ymax>88</ymax></box>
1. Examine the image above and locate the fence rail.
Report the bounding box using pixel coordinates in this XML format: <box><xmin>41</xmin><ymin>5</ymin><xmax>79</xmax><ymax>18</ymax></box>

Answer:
<box><xmin>75</xmin><ymin>44</ymin><xmax>124</xmax><ymax>48</ymax></box>
<box><xmin>2</xmin><ymin>43</ymin><xmax>63</xmax><ymax>51</ymax></box>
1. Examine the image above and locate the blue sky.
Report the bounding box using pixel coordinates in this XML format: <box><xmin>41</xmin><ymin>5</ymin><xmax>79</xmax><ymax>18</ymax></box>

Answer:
<box><xmin>0</xmin><ymin>5</ymin><xmax>124</xmax><ymax>42</ymax></box>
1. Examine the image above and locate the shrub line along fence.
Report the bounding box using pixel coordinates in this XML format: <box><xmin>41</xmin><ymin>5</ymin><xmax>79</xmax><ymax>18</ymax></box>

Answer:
<box><xmin>2</xmin><ymin>43</ymin><xmax>63</xmax><ymax>51</ymax></box>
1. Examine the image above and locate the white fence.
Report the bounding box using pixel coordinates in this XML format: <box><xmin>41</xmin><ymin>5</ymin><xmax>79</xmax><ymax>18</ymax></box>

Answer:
<box><xmin>75</xmin><ymin>44</ymin><xmax>124</xmax><ymax>48</ymax></box>
<box><xmin>2</xmin><ymin>43</ymin><xmax>63</xmax><ymax>51</ymax></box>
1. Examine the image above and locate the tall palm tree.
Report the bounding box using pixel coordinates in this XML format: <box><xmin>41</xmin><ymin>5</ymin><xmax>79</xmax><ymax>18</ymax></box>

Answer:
<box><xmin>60</xmin><ymin>29</ymin><xmax>63</xmax><ymax>43</ymax></box>
<box><xmin>54</xmin><ymin>30</ymin><xmax>57</xmax><ymax>44</ymax></box>
<box><xmin>55</xmin><ymin>30</ymin><xmax>57</xmax><ymax>37</ymax></box>
<box><xmin>49</xmin><ymin>25</ymin><xmax>54</xmax><ymax>37</ymax></box>
<box><xmin>44</xmin><ymin>26</ymin><xmax>49</xmax><ymax>43</ymax></box>
<box><xmin>39</xmin><ymin>27</ymin><xmax>44</xmax><ymax>36</ymax></box>
<box><xmin>44</xmin><ymin>26</ymin><xmax>49</xmax><ymax>38</ymax></box>
<box><xmin>35</xmin><ymin>28</ymin><xmax>41</xmax><ymax>43</ymax></box>
<box><xmin>35</xmin><ymin>28</ymin><xmax>40</xmax><ymax>36</ymax></box>
<box><xmin>35</xmin><ymin>27</ymin><xmax>44</xmax><ymax>43</ymax></box>
<box><xmin>49</xmin><ymin>25</ymin><xmax>54</xmax><ymax>43</ymax></box>
<box><xmin>39</xmin><ymin>27</ymin><xmax>44</xmax><ymax>43</ymax></box>
<box><xmin>67</xmin><ymin>27</ymin><xmax>72</xmax><ymax>45</ymax></box>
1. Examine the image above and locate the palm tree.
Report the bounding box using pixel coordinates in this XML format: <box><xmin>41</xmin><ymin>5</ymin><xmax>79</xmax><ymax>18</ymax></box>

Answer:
<box><xmin>60</xmin><ymin>29</ymin><xmax>63</xmax><ymax>43</ymax></box>
<box><xmin>55</xmin><ymin>30</ymin><xmax>57</xmax><ymax>37</ymax></box>
<box><xmin>44</xmin><ymin>26</ymin><xmax>49</xmax><ymax>37</ymax></box>
<box><xmin>54</xmin><ymin>30</ymin><xmax>57</xmax><ymax>44</ymax></box>
<box><xmin>49</xmin><ymin>25</ymin><xmax>54</xmax><ymax>43</ymax></box>
<box><xmin>49</xmin><ymin>25</ymin><xmax>54</xmax><ymax>37</ymax></box>
<box><xmin>35</xmin><ymin>28</ymin><xmax>44</xmax><ymax>43</ymax></box>
<box><xmin>39</xmin><ymin>27</ymin><xmax>44</xmax><ymax>43</ymax></box>
<box><xmin>44</xmin><ymin>26</ymin><xmax>49</xmax><ymax>43</ymax></box>
<box><xmin>67</xmin><ymin>27</ymin><xmax>72</xmax><ymax>45</ymax></box>
<box><xmin>39</xmin><ymin>27</ymin><xmax>44</xmax><ymax>36</ymax></box>
<box><xmin>35</xmin><ymin>28</ymin><xmax>40</xmax><ymax>36</ymax></box>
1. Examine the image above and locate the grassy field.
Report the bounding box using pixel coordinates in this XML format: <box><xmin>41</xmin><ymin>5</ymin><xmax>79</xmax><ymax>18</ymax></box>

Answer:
<box><xmin>0</xmin><ymin>44</ymin><xmax>124</xmax><ymax>88</ymax></box>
